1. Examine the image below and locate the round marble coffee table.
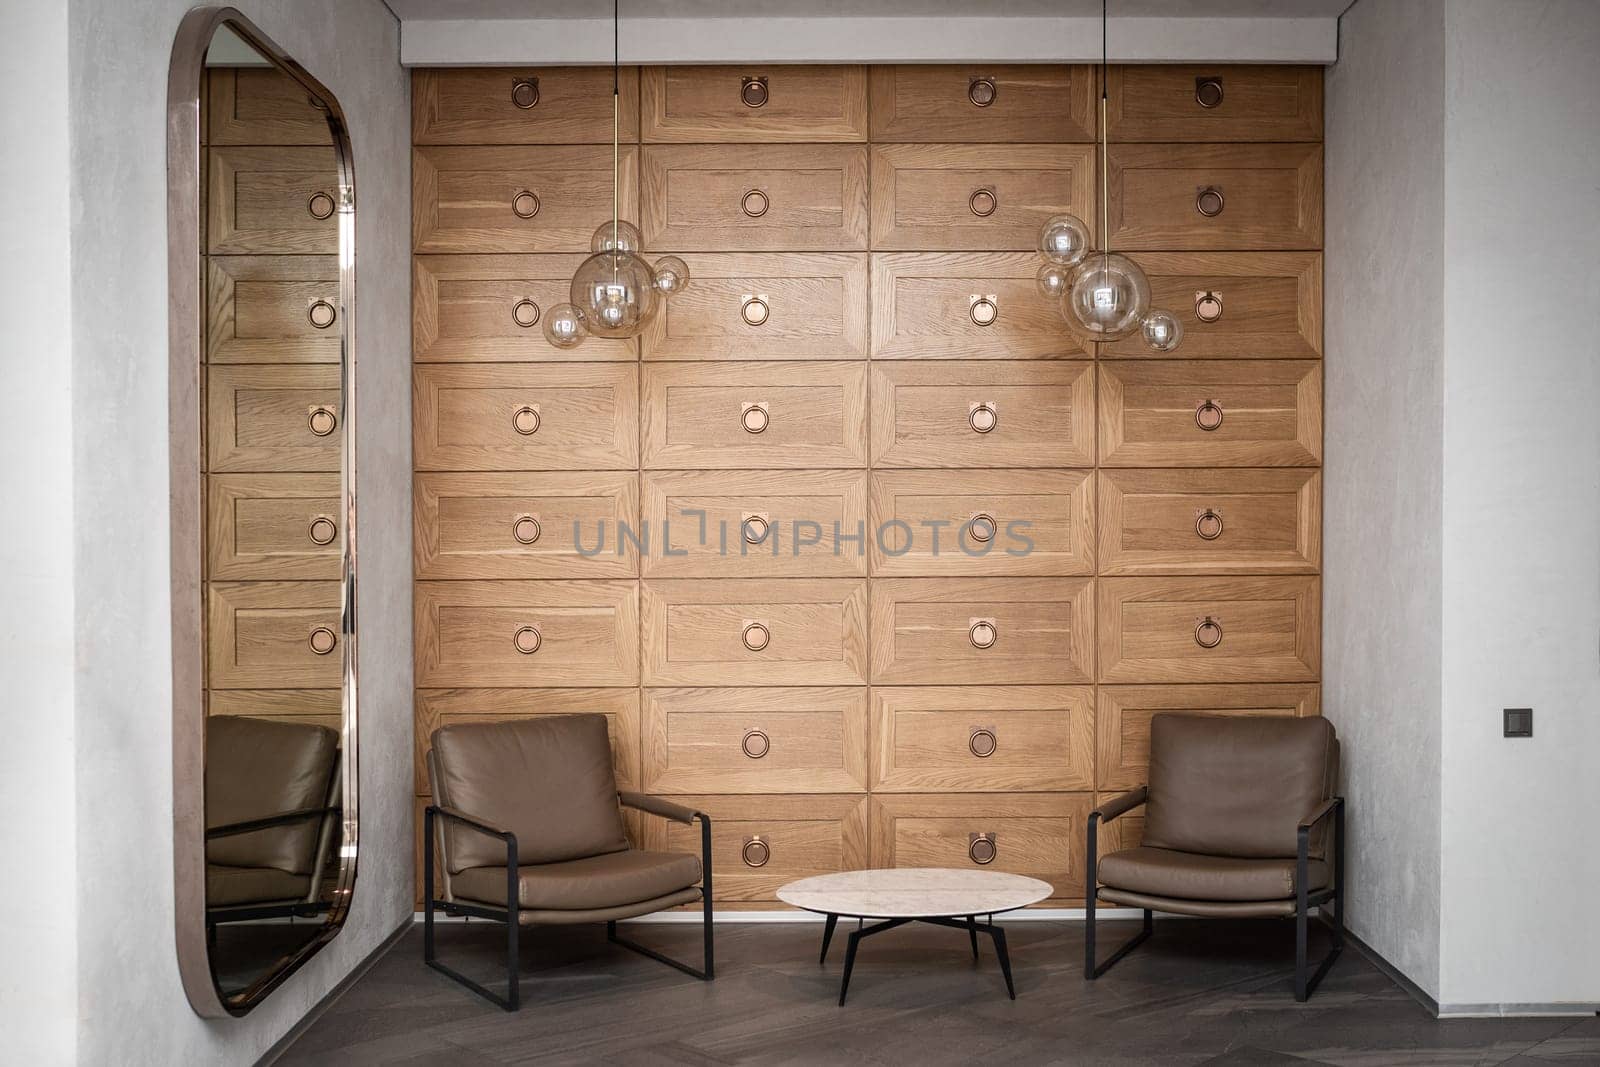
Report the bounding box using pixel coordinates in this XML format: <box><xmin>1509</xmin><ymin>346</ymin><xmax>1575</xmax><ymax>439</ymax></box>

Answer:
<box><xmin>777</xmin><ymin>868</ymin><xmax>1053</xmax><ymax>1003</ymax></box>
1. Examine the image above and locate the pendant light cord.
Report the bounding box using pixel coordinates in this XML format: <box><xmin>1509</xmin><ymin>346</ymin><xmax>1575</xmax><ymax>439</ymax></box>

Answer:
<box><xmin>1100</xmin><ymin>0</ymin><xmax>1109</xmax><ymax>261</ymax></box>
<box><xmin>611</xmin><ymin>0</ymin><xmax>619</xmax><ymax>278</ymax></box>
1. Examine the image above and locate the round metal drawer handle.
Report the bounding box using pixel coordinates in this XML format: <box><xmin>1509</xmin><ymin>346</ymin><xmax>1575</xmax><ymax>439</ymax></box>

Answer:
<box><xmin>968</xmin><ymin>833</ymin><xmax>997</xmax><ymax>865</ymax></box>
<box><xmin>1195</xmin><ymin>399</ymin><xmax>1224</xmax><ymax>432</ymax></box>
<box><xmin>741</xmin><ymin>295</ymin><xmax>770</xmax><ymax>327</ymax></box>
<box><xmin>742</xmin><ymin>514</ymin><xmax>770</xmax><ymax>545</ymax></box>
<box><xmin>969</xmin><ymin>619</ymin><xmax>998</xmax><ymax>650</ymax></box>
<box><xmin>512</xmin><ymin>299</ymin><xmax>540</xmax><ymax>328</ymax></box>
<box><xmin>307</xmin><ymin>405</ymin><xmax>338</xmax><ymax>437</ymax></box>
<box><xmin>1195</xmin><ymin>616</ymin><xmax>1224</xmax><ymax>649</ymax></box>
<box><xmin>968</xmin><ymin>76</ymin><xmax>998</xmax><ymax>107</ymax></box>
<box><xmin>307</xmin><ymin>299</ymin><xmax>337</xmax><ymax>330</ymax></box>
<box><xmin>511</xmin><ymin>404</ymin><xmax>541</xmax><ymax>435</ymax></box>
<box><xmin>741</xmin><ymin>729</ymin><xmax>771</xmax><ymax>760</ymax></box>
<box><xmin>1195</xmin><ymin>509</ymin><xmax>1224</xmax><ymax>541</ymax></box>
<box><xmin>740</xmin><ymin>76</ymin><xmax>769</xmax><ymax>108</ymax></box>
<box><xmin>1195</xmin><ymin>186</ymin><xmax>1225</xmax><ymax>218</ymax></box>
<box><xmin>968</xmin><ymin>402</ymin><xmax>998</xmax><ymax>434</ymax></box>
<box><xmin>512</xmin><ymin>514</ymin><xmax>542</xmax><ymax>545</ymax></box>
<box><xmin>742</xmin><ymin>622</ymin><xmax>771</xmax><ymax>652</ymax></box>
<box><xmin>511</xmin><ymin>77</ymin><xmax>540</xmax><ymax>109</ymax></box>
<box><xmin>968</xmin><ymin>187</ymin><xmax>998</xmax><ymax>218</ymax></box>
<box><xmin>969</xmin><ymin>295</ymin><xmax>998</xmax><ymax>327</ymax></box>
<box><xmin>1195</xmin><ymin>290</ymin><xmax>1224</xmax><ymax>323</ymax></box>
<box><xmin>307</xmin><ymin>191</ymin><xmax>336</xmax><ymax>220</ymax></box>
<box><xmin>741</xmin><ymin>189</ymin><xmax>769</xmax><ymax>218</ymax></box>
<box><xmin>969</xmin><ymin>727</ymin><xmax>998</xmax><ymax>759</ymax></box>
<box><xmin>1194</xmin><ymin>76</ymin><xmax>1224</xmax><ymax>109</ymax></box>
<box><xmin>308</xmin><ymin>516</ymin><xmax>338</xmax><ymax>546</ymax></box>
<box><xmin>742</xmin><ymin>836</ymin><xmax>770</xmax><ymax>867</ymax></box>
<box><xmin>308</xmin><ymin>627</ymin><xmax>337</xmax><ymax>656</ymax></box>
<box><xmin>741</xmin><ymin>403</ymin><xmax>769</xmax><ymax>434</ymax></box>
<box><xmin>968</xmin><ymin>512</ymin><xmax>997</xmax><ymax>544</ymax></box>
<box><xmin>512</xmin><ymin>190</ymin><xmax>540</xmax><ymax>219</ymax></box>
<box><xmin>513</xmin><ymin>626</ymin><xmax>542</xmax><ymax>655</ymax></box>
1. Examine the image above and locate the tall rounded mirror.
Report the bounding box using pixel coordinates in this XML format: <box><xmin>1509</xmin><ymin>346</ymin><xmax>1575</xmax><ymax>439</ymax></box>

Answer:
<box><xmin>167</xmin><ymin>7</ymin><xmax>358</xmax><ymax>1017</ymax></box>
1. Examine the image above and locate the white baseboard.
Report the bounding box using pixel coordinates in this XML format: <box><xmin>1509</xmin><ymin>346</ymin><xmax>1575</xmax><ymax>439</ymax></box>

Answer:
<box><xmin>413</xmin><ymin>907</ymin><xmax>1164</xmax><ymax>924</ymax></box>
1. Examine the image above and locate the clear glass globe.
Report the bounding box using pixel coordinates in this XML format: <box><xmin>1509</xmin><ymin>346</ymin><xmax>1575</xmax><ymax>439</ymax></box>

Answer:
<box><xmin>1142</xmin><ymin>307</ymin><xmax>1184</xmax><ymax>352</ymax></box>
<box><xmin>1061</xmin><ymin>252</ymin><xmax>1152</xmax><ymax>342</ymax></box>
<box><xmin>1038</xmin><ymin>213</ymin><xmax>1092</xmax><ymax>267</ymax></box>
<box><xmin>1036</xmin><ymin>262</ymin><xmax>1073</xmax><ymax>301</ymax></box>
<box><xmin>542</xmin><ymin>302</ymin><xmax>588</xmax><ymax>349</ymax></box>
<box><xmin>652</xmin><ymin>255</ymin><xmax>691</xmax><ymax>296</ymax></box>
<box><xmin>570</xmin><ymin>250</ymin><xmax>658</xmax><ymax>339</ymax></box>
<box><xmin>591</xmin><ymin>220</ymin><xmax>645</xmax><ymax>254</ymax></box>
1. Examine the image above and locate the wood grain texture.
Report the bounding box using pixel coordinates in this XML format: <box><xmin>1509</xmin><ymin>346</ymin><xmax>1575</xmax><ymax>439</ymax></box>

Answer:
<box><xmin>207</xmin><ymin>580</ymin><xmax>343</xmax><ymax>689</ymax></box>
<box><xmin>642</xmin><ymin>66</ymin><xmax>868</xmax><ymax>143</ymax></box>
<box><xmin>869</xmin><ymin>65</ymin><xmax>1096</xmax><ymax>143</ymax></box>
<box><xmin>871</xmin><ymin>252</ymin><xmax>1091</xmax><ymax>359</ymax></box>
<box><xmin>206</xmin><ymin>255</ymin><xmax>342</xmax><ymax>364</ymax></box>
<box><xmin>412</xmin><ymin>67</ymin><xmax>640</xmax><ymax>145</ymax></box>
<box><xmin>206</xmin><ymin>365</ymin><xmax>342</xmax><ymax>473</ymax></box>
<box><xmin>207</xmin><ymin>473</ymin><xmax>341</xmax><ymax>580</ymax></box>
<box><xmin>1106</xmin><ymin>65</ymin><xmax>1323</xmax><ymax>143</ymax></box>
<box><xmin>207</xmin><ymin>146</ymin><xmax>341</xmax><ymax>254</ymax></box>
<box><xmin>206</xmin><ymin>67</ymin><xmax>335</xmax><ymax>146</ymax></box>
<box><xmin>207</xmin><ymin>689</ymin><xmax>341</xmax><ymax>733</ymax></box>
<box><xmin>1107</xmin><ymin>143</ymin><xmax>1323</xmax><ymax>251</ymax></box>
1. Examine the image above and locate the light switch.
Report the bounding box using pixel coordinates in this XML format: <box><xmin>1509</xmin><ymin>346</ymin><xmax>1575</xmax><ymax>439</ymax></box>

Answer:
<box><xmin>1503</xmin><ymin>708</ymin><xmax>1533</xmax><ymax>738</ymax></box>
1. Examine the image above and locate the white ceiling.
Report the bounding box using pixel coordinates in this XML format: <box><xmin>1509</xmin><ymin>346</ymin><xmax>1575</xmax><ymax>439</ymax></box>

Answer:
<box><xmin>387</xmin><ymin>0</ymin><xmax>1350</xmax><ymax>19</ymax></box>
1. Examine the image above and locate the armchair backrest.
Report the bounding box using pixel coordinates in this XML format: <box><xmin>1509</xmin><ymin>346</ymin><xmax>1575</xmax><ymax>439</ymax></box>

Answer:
<box><xmin>429</xmin><ymin>714</ymin><xmax>629</xmax><ymax>872</ymax></box>
<box><xmin>206</xmin><ymin>715</ymin><xmax>339</xmax><ymax>874</ymax></box>
<box><xmin>1143</xmin><ymin>714</ymin><xmax>1339</xmax><ymax>860</ymax></box>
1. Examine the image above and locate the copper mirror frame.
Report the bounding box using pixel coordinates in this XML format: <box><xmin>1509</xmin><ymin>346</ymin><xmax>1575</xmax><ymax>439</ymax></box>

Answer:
<box><xmin>167</xmin><ymin>6</ymin><xmax>359</xmax><ymax>1018</ymax></box>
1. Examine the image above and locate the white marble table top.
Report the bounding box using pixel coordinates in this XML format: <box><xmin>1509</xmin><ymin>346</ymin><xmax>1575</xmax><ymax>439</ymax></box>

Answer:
<box><xmin>776</xmin><ymin>868</ymin><xmax>1053</xmax><ymax>919</ymax></box>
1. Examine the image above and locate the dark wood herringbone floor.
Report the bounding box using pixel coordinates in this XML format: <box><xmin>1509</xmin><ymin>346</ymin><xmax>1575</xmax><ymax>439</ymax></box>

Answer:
<box><xmin>278</xmin><ymin>919</ymin><xmax>1598</xmax><ymax>1066</ymax></box>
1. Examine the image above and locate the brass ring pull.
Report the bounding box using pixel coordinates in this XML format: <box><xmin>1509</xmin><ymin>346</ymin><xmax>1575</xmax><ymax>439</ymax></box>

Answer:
<box><xmin>308</xmin><ymin>627</ymin><xmax>337</xmax><ymax>655</ymax></box>
<box><xmin>968</xmin><ymin>77</ymin><xmax>997</xmax><ymax>107</ymax></box>
<box><xmin>307</xmin><ymin>405</ymin><xmax>337</xmax><ymax>437</ymax></box>
<box><xmin>512</xmin><ymin>299</ymin><xmax>540</xmax><ymax>328</ymax></box>
<box><xmin>307</xmin><ymin>299</ymin><xmax>336</xmax><ymax>329</ymax></box>
<box><xmin>740</xmin><ymin>403</ymin><xmax>769</xmax><ymax>434</ymax></box>
<box><xmin>742</xmin><ymin>513</ymin><xmax>769</xmax><ymax>545</ymax></box>
<box><xmin>1195</xmin><ymin>509</ymin><xmax>1224</xmax><ymax>541</ymax></box>
<box><xmin>742</xmin><ymin>622</ymin><xmax>770</xmax><ymax>652</ymax></box>
<box><xmin>968</xmin><ymin>187</ymin><xmax>998</xmax><ymax>217</ymax></box>
<box><xmin>968</xmin><ymin>832</ymin><xmax>997</xmax><ymax>865</ymax></box>
<box><xmin>512</xmin><ymin>514</ymin><xmax>542</xmax><ymax>545</ymax></box>
<box><xmin>1195</xmin><ymin>616</ymin><xmax>1223</xmax><ymax>649</ymax></box>
<box><xmin>741</xmin><ymin>295</ymin><xmax>770</xmax><ymax>327</ymax></box>
<box><xmin>1195</xmin><ymin>399</ymin><xmax>1224</xmax><ymax>432</ymax></box>
<box><xmin>968</xmin><ymin>402</ymin><xmax>998</xmax><ymax>434</ymax></box>
<box><xmin>1195</xmin><ymin>186</ymin><xmax>1225</xmax><ymax>217</ymax></box>
<box><xmin>742</xmin><ymin>836</ymin><xmax>770</xmax><ymax>867</ymax></box>
<box><xmin>511</xmin><ymin>77</ymin><xmax>540</xmax><ymax>109</ymax></box>
<box><xmin>512</xmin><ymin>190</ymin><xmax>540</xmax><ymax>219</ymax></box>
<box><xmin>307</xmin><ymin>192</ymin><xmax>335</xmax><ymax>220</ymax></box>
<box><xmin>741</xmin><ymin>189</ymin><xmax>769</xmax><ymax>218</ymax></box>
<box><xmin>969</xmin><ymin>727</ymin><xmax>998</xmax><ymax>759</ymax></box>
<box><xmin>513</xmin><ymin>626</ymin><xmax>542</xmax><ymax>655</ymax></box>
<box><xmin>1194</xmin><ymin>76</ymin><xmax>1224</xmax><ymax>109</ymax></box>
<box><xmin>511</xmin><ymin>404</ymin><xmax>541</xmax><ymax>435</ymax></box>
<box><xmin>1195</xmin><ymin>290</ymin><xmax>1224</xmax><ymax>323</ymax></box>
<box><xmin>308</xmin><ymin>516</ymin><xmax>338</xmax><ymax>546</ymax></box>
<box><xmin>741</xmin><ymin>729</ymin><xmax>770</xmax><ymax>759</ymax></box>
<box><xmin>968</xmin><ymin>295</ymin><xmax>998</xmax><ymax>327</ymax></box>
<box><xmin>968</xmin><ymin>512</ymin><xmax>996</xmax><ymax>544</ymax></box>
<box><xmin>740</xmin><ymin>76</ymin><xmax>769</xmax><ymax>108</ymax></box>
<box><xmin>969</xmin><ymin>619</ymin><xmax>998</xmax><ymax>649</ymax></box>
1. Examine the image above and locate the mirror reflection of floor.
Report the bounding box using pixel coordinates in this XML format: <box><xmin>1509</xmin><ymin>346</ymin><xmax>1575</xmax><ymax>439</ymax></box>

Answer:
<box><xmin>211</xmin><ymin>921</ymin><xmax>328</xmax><ymax>998</ymax></box>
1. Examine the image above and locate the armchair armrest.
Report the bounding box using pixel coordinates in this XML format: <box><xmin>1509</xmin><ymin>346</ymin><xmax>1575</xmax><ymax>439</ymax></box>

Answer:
<box><xmin>1091</xmin><ymin>787</ymin><xmax>1148</xmax><ymax>825</ymax></box>
<box><xmin>1298</xmin><ymin>796</ymin><xmax>1343</xmax><ymax>834</ymax></box>
<box><xmin>619</xmin><ymin>792</ymin><xmax>705</xmax><ymax>826</ymax></box>
<box><xmin>206</xmin><ymin>805</ymin><xmax>341</xmax><ymax>840</ymax></box>
<box><xmin>427</xmin><ymin>804</ymin><xmax>515</xmax><ymax>844</ymax></box>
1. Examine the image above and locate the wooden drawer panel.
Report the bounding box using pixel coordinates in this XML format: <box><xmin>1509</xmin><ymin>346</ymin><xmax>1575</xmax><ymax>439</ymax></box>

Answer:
<box><xmin>1099</xmin><ymin>360</ymin><xmax>1321</xmax><ymax>467</ymax></box>
<box><xmin>641</xmin><ymin>253</ymin><xmax>868</xmax><ymax>360</ymax></box>
<box><xmin>869</xmin><ymin>470</ymin><xmax>1094</xmax><ymax>577</ymax></box>
<box><xmin>413</xmin><ymin>471</ymin><xmax>638</xmax><ymax>580</ymax></box>
<box><xmin>414</xmin><ymin>580</ymin><xmax>640</xmax><ymax>688</ymax></box>
<box><xmin>870</xmin><ymin>144</ymin><xmax>1095</xmax><ymax>251</ymax></box>
<box><xmin>412</xmin><ymin>255</ymin><xmax>636</xmax><ymax>363</ymax></box>
<box><xmin>871</xmin><ymin>362</ymin><xmax>1095</xmax><ymax>469</ymax></box>
<box><xmin>1098</xmin><ymin>469</ymin><xmax>1320</xmax><ymax>575</ymax></box>
<box><xmin>870</xmin><ymin>793</ymin><xmax>1090</xmax><ymax>903</ymax></box>
<box><xmin>208</xmin><ymin>146</ymin><xmax>340</xmax><ymax>254</ymax></box>
<box><xmin>412</xmin><ymin>145</ymin><xmax>638</xmax><ymax>253</ymax></box>
<box><xmin>207</xmin><ymin>581</ymin><xmax>342</xmax><ymax>689</ymax></box>
<box><xmin>208</xmin><ymin>689</ymin><xmax>341</xmax><ymax>733</ymax></box>
<box><xmin>643</xmin><ymin>687</ymin><xmax>868</xmax><ymax>794</ymax></box>
<box><xmin>642</xmin><ymin>362</ymin><xmax>867</xmax><ymax>470</ymax></box>
<box><xmin>647</xmin><ymin>795</ymin><xmax>870</xmax><ymax>905</ymax></box>
<box><xmin>871</xmin><ymin>252</ymin><xmax>1090</xmax><ymax>360</ymax></box>
<box><xmin>207</xmin><ymin>365</ymin><xmax>342</xmax><ymax>473</ymax></box>
<box><xmin>1098</xmin><ymin>576</ymin><xmax>1320</xmax><ymax>683</ymax></box>
<box><xmin>642</xmin><ymin>66</ymin><xmax>868</xmax><ymax>143</ymax></box>
<box><xmin>207</xmin><ymin>68</ymin><xmax>334</xmax><ymax>145</ymax></box>
<box><xmin>640</xmin><ymin>145</ymin><xmax>868</xmax><ymax>252</ymax></box>
<box><xmin>641</xmin><ymin>470</ymin><xmax>868</xmax><ymax>579</ymax></box>
<box><xmin>415</xmin><ymin>688</ymin><xmax>641</xmax><ymax>794</ymax></box>
<box><xmin>869</xmin><ymin>65</ymin><xmax>1095</xmax><ymax>143</ymax></box>
<box><xmin>1107</xmin><ymin>65</ymin><xmax>1323</xmax><ymax>143</ymax></box>
<box><xmin>1097</xmin><ymin>684</ymin><xmax>1320</xmax><ymax>790</ymax></box>
<box><xmin>413</xmin><ymin>363</ymin><xmax>637</xmax><ymax>472</ymax></box>
<box><xmin>1098</xmin><ymin>252</ymin><xmax>1322</xmax><ymax>359</ymax></box>
<box><xmin>207</xmin><ymin>473</ymin><xmax>341</xmax><ymax>580</ymax></box>
<box><xmin>870</xmin><ymin>578</ymin><xmax>1094</xmax><ymax>685</ymax></box>
<box><xmin>1107</xmin><ymin>143</ymin><xmax>1323</xmax><ymax>251</ymax></box>
<box><xmin>412</xmin><ymin>67</ymin><xmax>640</xmax><ymax>144</ymax></box>
<box><xmin>642</xmin><ymin>579</ymin><xmax>868</xmax><ymax>687</ymax></box>
<box><xmin>207</xmin><ymin>256</ymin><xmax>341</xmax><ymax>364</ymax></box>
<box><xmin>871</xmin><ymin>686</ymin><xmax>1094</xmax><ymax>793</ymax></box>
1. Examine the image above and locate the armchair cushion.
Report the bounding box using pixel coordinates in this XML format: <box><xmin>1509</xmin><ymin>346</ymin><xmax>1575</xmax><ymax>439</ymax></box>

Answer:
<box><xmin>206</xmin><ymin>715</ymin><xmax>338</xmax><ymax>874</ymax></box>
<box><xmin>206</xmin><ymin>864</ymin><xmax>313</xmax><ymax>908</ymax></box>
<box><xmin>452</xmin><ymin>850</ymin><xmax>702</xmax><ymax>912</ymax></box>
<box><xmin>1097</xmin><ymin>846</ymin><xmax>1329</xmax><ymax>903</ymax></box>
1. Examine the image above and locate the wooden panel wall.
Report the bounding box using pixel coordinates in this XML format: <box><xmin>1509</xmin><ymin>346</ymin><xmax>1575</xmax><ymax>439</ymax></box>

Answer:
<box><xmin>411</xmin><ymin>63</ymin><xmax>1323</xmax><ymax>907</ymax></box>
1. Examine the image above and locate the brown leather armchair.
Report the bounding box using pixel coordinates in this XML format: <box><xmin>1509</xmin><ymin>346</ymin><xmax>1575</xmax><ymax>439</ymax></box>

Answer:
<box><xmin>1085</xmin><ymin>714</ymin><xmax>1344</xmax><ymax>1001</ymax></box>
<box><xmin>423</xmin><ymin>714</ymin><xmax>713</xmax><ymax>1011</ymax></box>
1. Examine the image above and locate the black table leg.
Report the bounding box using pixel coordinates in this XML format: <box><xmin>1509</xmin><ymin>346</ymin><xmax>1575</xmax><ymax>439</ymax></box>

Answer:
<box><xmin>989</xmin><ymin>923</ymin><xmax>1015</xmax><ymax>999</ymax></box>
<box><xmin>819</xmin><ymin>913</ymin><xmax>838</xmax><ymax>964</ymax></box>
<box><xmin>836</xmin><ymin>918</ymin><xmax>912</xmax><ymax>1005</ymax></box>
<box><xmin>966</xmin><ymin>915</ymin><xmax>979</xmax><ymax>960</ymax></box>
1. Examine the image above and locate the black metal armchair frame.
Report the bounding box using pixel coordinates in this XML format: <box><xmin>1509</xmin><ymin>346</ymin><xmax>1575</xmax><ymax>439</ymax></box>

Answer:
<box><xmin>203</xmin><ymin>805</ymin><xmax>343</xmax><ymax>926</ymax></box>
